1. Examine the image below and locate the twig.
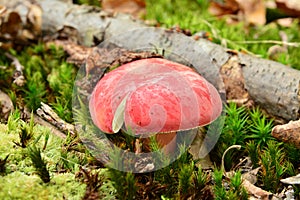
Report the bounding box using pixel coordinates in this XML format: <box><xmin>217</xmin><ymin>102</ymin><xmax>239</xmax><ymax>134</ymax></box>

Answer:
<box><xmin>5</xmin><ymin>52</ymin><xmax>26</xmax><ymax>86</ymax></box>
<box><xmin>233</xmin><ymin>40</ymin><xmax>300</xmax><ymax>47</ymax></box>
<box><xmin>36</xmin><ymin>102</ymin><xmax>75</xmax><ymax>135</ymax></box>
<box><xmin>33</xmin><ymin>114</ymin><xmax>67</xmax><ymax>139</ymax></box>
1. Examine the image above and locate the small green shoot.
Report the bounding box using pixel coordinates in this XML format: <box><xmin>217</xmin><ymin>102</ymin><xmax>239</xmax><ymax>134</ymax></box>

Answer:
<box><xmin>7</xmin><ymin>108</ymin><xmax>21</xmax><ymax>133</ymax></box>
<box><xmin>247</xmin><ymin>107</ymin><xmax>274</xmax><ymax>147</ymax></box>
<box><xmin>13</xmin><ymin>112</ymin><xmax>35</xmax><ymax>148</ymax></box>
<box><xmin>0</xmin><ymin>155</ymin><xmax>9</xmax><ymax>174</ymax></box>
<box><xmin>108</xmin><ymin>169</ymin><xmax>137</xmax><ymax>200</ymax></box>
<box><xmin>77</xmin><ymin>167</ymin><xmax>104</xmax><ymax>199</ymax></box>
<box><xmin>259</xmin><ymin>141</ymin><xmax>290</xmax><ymax>193</ymax></box>
<box><xmin>28</xmin><ymin>145</ymin><xmax>50</xmax><ymax>183</ymax></box>
<box><xmin>178</xmin><ymin>162</ymin><xmax>194</xmax><ymax>198</ymax></box>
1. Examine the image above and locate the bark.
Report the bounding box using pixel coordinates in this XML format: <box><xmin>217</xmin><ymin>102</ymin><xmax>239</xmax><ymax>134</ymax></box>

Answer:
<box><xmin>0</xmin><ymin>0</ymin><xmax>299</xmax><ymax>121</ymax></box>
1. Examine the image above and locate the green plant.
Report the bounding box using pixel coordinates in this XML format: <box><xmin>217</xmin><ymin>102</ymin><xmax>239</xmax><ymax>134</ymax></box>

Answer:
<box><xmin>230</xmin><ymin>171</ymin><xmax>248</xmax><ymax>199</ymax></box>
<box><xmin>24</xmin><ymin>72</ymin><xmax>46</xmax><ymax>110</ymax></box>
<box><xmin>0</xmin><ymin>155</ymin><xmax>9</xmax><ymax>174</ymax></box>
<box><xmin>259</xmin><ymin>140</ymin><xmax>290</xmax><ymax>193</ymax></box>
<box><xmin>77</xmin><ymin>167</ymin><xmax>104</xmax><ymax>199</ymax></box>
<box><xmin>211</xmin><ymin>103</ymin><xmax>248</xmax><ymax>169</ymax></box>
<box><xmin>223</xmin><ymin>103</ymin><xmax>248</xmax><ymax>146</ymax></box>
<box><xmin>283</xmin><ymin>143</ymin><xmax>300</xmax><ymax>167</ymax></box>
<box><xmin>7</xmin><ymin>108</ymin><xmax>21</xmax><ymax>133</ymax></box>
<box><xmin>13</xmin><ymin>114</ymin><xmax>35</xmax><ymax>148</ymax></box>
<box><xmin>213</xmin><ymin>168</ymin><xmax>227</xmax><ymax>200</ymax></box>
<box><xmin>213</xmin><ymin>169</ymin><xmax>247</xmax><ymax>200</ymax></box>
<box><xmin>48</xmin><ymin>62</ymin><xmax>75</xmax><ymax>122</ymax></box>
<box><xmin>178</xmin><ymin>162</ymin><xmax>194</xmax><ymax>198</ymax></box>
<box><xmin>108</xmin><ymin>169</ymin><xmax>137</xmax><ymax>200</ymax></box>
<box><xmin>247</xmin><ymin>107</ymin><xmax>274</xmax><ymax>147</ymax></box>
<box><xmin>28</xmin><ymin>145</ymin><xmax>50</xmax><ymax>183</ymax></box>
<box><xmin>193</xmin><ymin>165</ymin><xmax>208</xmax><ymax>193</ymax></box>
<box><xmin>245</xmin><ymin>140</ymin><xmax>260</xmax><ymax>168</ymax></box>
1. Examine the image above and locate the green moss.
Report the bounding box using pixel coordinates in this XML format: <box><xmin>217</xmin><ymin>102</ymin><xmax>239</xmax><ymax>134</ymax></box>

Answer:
<box><xmin>0</xmin><ymin>171</ymin><xmax>85</xmax><ymax>200</ymax></box>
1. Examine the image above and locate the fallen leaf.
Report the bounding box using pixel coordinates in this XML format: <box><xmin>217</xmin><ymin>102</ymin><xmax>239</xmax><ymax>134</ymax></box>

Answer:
<box><xmin>208</xmin><ymin>0</ymin><xmax>239</xmax><ymax>16</ymax></box>
<box><xmin>281</xmin><ymin>173</ymin><xmax>300</xmax><ymax>184</ymax></box>
<box><xmin>209</xmin><ymin>0</ymin><xmax>266</xmax><ymax>25</ymax></box>
<box><xmin>267</xmin><ymin>45</ymin><xmax>288</xmax><ymax>60</ymax></box>
<box><xmin>242</xmin><ymin>179</ymin><xmax>273</xmax><ymax>200</ymax></box>
<box><xmin>101</xmin><ymin>0</ymin><xmax>146</xmax><ymax>18</ymax></box>
<box><xmin>236</xmin><ymin>0</ymin><xmax>266</xmax><ymax>25</ymax></box>
<box><xmin>276</xmin><ymin>17</ymin><xmax>295</xmax><ymax>27</ymax></box>
<box><xmin>0</xmin><ymin>89</ymin><xmax>14</xmax><ymax>120</ymax></box>
<box><xmin>0</xmin><ymin>1</ymin><xmax>42</xmax><ymax>48</ymax></box>
<box><xmin>272</xmin><ymin>119</ymin><xmax>300</xmax><ymax>149</ymax></box>
<box><xmin>276</xmin><ymin>0</ymin><xmax>300</xmax><ymax>17</ymax></box>
<box><xmin>242</xmin><ymin>167</ymin><xmax>260</xmax><ymax>184</ymax></box>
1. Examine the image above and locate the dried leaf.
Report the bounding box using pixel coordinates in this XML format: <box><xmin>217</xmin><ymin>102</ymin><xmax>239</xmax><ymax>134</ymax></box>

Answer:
<box><xmin>0</xmin><ymin>89</ymin><xmax>14</xmax><ymax>120</ymax></box>
<box><xmin>281</xmin><ymin>173</ymin><xmax>300</xmax><ymax>184</ymax></box>
<box><xmin>0</xmin><ymin>1</ymin><xmax>42</xmax><ymax>48</ymax></box>
<box><xmin>267</xmin><ymin>45</ymin><xmax>288</xmax><ymax>60</ymax></box>
<box><xmin>242</xmin><ymin>167</ymin><xmax>260</xmax><ymax>184</ymax></box>
<box><xmin>242</xmin><ymin>179</ymin><xmax>273</xmax><ymax>200</ymax></box>
<box><xmin>236</xmin><ymin>0</ymin><xmax>266</xmax><ymax>25</ymax></box>
<box><xmin>101</xmin><ymin>0</ymin><xmax>146</xmax><ymax>18</ymax></box>
<box><xmin>276</xmin><ymin>18</ymin><xmax>295</xmax><ymax>27</ymax></box>
<box><xmin>272</xmin><ymin>119</ymin><xmax>300</xmax><ymax>149</ymax></box>
<box><xmin>276</xmin><ymin>0</ymin><xmax>300</xmax><ymax>17</ymax></box>
<box><xmin>208</xmin><ymin>0</ymin><xmax>239</xmax><ymax>16</ymax></box>
<box><xmin>209</xmin><ymin>0</ymin><xmax>266</xmax><ymax>25</ymax></box>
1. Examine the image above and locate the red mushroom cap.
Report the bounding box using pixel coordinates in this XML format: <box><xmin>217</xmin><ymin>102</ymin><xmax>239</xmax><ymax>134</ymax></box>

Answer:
<box><xmin>89</xmin><ymin>58</ymin><xmax>222</xmax><ymax>135</ymax></box>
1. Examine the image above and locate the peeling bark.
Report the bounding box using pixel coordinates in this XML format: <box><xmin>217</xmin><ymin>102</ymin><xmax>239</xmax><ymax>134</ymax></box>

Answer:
<box><xmin>0</xmin><ymin>0</ymin><xmax>299</xmax><ymax>121</ymax></box>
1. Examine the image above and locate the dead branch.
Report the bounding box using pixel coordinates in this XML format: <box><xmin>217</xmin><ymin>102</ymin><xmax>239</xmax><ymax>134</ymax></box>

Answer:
<box><xmin>5</xmin><ymin>52</ymin><xmax>25</xmax><ymax>86</ymax></box>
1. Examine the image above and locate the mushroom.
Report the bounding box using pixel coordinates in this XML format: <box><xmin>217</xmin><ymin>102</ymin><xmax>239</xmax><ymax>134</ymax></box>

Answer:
<box><xmin>89</xmin><ymin>58</ymin><xmax>222</xmax><ymax>153</ymax></box>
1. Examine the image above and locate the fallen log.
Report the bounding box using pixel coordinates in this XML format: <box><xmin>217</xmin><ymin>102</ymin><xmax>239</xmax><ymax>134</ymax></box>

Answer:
<box><xmin>0</xmin><ymin>0</ymin><xmax>299</xmax><ymax>121</ymax></box>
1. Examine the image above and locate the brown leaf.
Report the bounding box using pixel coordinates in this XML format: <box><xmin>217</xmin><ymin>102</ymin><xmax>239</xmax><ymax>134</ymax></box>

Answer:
<box><xmin>209</xmin><ymin>0</ymin><xmax>266</xmax><ymax>25</ymax></box>
<box><xmin>236</xmin><ymin>0</ymin><xmax>266</xmax><ymax>25</ymax></box>
<box><xmin>0</xmin><ymin>89</ymin><xmax>14</xmax><ymax>120</ymax></box>
<box><xmin>281</xmin><ymin>173</ymin><xmax>300</xmax><ymax>184</ymax></box>
<box><xmin>242</xmin><ymin>179</ymin><xmax>273</xmax><ymax>200</ymax></box>
<box><xmin>101</xmin><ymin>0</ymin><xmax>146</xmax><ymax>18</ymax></box>
<box><xmin>0</xmin><ymin>1</ymin><xmax>42</xmax><ymax>48</ymax></box>
<box><xmin>208</xmin><ymin>0</ymin><xmax>239</xmax><ymax>16</ymax></box>
<box><xmin>272</xmin><ymin>119</ymin><xmax>300</xmax><ymax>149</ymax></box>
<box><xmin>276</xmin><ymin>0</ymin><xmax>300</xmax><ymax>17</ymax></box>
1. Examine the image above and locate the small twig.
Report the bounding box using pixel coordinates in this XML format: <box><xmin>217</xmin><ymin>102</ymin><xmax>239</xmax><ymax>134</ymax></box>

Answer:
<box><xmin>232</xmin><ymin>40</ymin><xmax>300</xmax><ymax>47</ymax></box>
<box><xmin>5</xmin><ymin>52</ymin><xmax>26</xmax><ymax>86</ymax></box>
<box><xmin>36</xmin><ymin>102</ymin><xmax>75</xmax><ymax>135</ymax></box>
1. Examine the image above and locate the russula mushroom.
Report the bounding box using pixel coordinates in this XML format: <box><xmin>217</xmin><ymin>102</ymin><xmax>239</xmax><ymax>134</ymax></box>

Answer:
<box><xmin>89</xmin><ymin>58</ymin><xmax>222</xmax><ymax>153</ymax></box>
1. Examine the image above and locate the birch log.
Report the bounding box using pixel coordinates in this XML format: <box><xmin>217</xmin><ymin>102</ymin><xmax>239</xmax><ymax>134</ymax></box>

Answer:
<box><xmin>0</xmin><ymin>0</ymin><xmax>299</xmax><ymax>121</ymax></box>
